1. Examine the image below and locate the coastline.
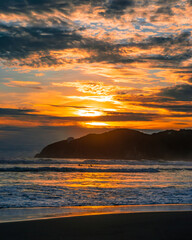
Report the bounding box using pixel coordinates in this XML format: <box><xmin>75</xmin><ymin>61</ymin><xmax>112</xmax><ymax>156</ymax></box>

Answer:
<box><xmin>0</xmin><ymin>204</ymin><xmax>192</xmax><ymax>223</ymax></box>
<box><xmin>0</xmin><ymin>211</ymin><xmax>191</xmax><ymax>240</ymax></box>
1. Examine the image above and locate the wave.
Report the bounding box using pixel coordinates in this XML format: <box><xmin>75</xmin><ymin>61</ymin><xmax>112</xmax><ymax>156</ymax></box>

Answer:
<box><xmin>0</xmin><ymin>166</ymin><xmax>159</xmax><ymax>173</ymax></box>
<box><xmin>0</xmin><ymin>166</ymin><xmax>191</xmax><ymax>173</ymax></box>
<box><xmin>1</xmin><ymin>158</ymin><xmax>192</xmax><ymax>166</ymax></box>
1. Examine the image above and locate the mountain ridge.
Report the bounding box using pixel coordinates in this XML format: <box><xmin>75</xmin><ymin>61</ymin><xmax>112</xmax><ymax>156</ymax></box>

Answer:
<box><xmin>35</xmin><ymin>129</ymin><xmax>192</xmax><ymax>160</ymax></box>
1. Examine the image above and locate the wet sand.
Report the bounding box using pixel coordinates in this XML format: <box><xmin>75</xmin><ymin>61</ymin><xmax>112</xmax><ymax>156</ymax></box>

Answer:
<box><xmin>0</xmin><ymin>211</ymin><xmax>191</xmax><ymax>240</ymax></box>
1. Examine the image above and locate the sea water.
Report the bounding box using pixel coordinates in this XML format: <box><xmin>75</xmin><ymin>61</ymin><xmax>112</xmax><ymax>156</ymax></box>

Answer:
<box><xmin>0</xmin><ymin>158</ymin><xmax>192</xmax><ymax>221</ymax></box>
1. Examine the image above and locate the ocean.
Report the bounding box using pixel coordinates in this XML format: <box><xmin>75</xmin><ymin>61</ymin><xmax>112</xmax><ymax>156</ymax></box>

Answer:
<box><xmin>0</xmin><ymin>158</ymin><xmax>192</xmax><ymax>222</ymax></box>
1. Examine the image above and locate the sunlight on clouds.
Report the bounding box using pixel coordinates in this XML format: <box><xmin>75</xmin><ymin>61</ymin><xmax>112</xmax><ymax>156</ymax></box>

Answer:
<box><xmin>53</xmin><ymin>81</ymin><xmax>114</xmax><ymax>95</ymax></box>
<box><xmin>67</xmin><ymin>95</ymin><xmax>119</xmax><ymax>104</ymax></box>
<box><xmin>4</xmin><ymin>81</ymin><xmax>41</xmax><ymax>88</ymax></box>
<box><xmin>80</xmin><ymin>63</ymin><xmax>151</xmax><ymax>85</ymax></box>
<box><xmin>85</xmin><ymin>122</ymin><xmax>109</xmax><ymax>127</ymax></box>
<box><xmin>50</xmin><ymin>49</ymin><xmax>91</xmax><ymax>60</ymax></box>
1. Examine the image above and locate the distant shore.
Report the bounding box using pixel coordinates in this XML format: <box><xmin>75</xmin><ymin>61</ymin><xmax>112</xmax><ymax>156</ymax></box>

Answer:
<box><xmin>0</xmin><ymin>211</ymin><xmax>191</xmax><ymax>240</ymax></box>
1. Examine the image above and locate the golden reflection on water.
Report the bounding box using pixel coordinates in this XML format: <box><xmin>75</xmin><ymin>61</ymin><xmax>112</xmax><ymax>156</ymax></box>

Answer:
<box><xmin>24</xmin><ymin>170</ymin><xmax>192</xmax><ymax>189</ymax></box>
<box><xmin>25</xmin><ymin>172</ymin><xmax>139</xmax><ymax>188</ymax></box>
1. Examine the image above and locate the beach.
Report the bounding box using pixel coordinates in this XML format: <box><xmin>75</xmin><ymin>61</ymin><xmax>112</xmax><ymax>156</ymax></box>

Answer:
<box><xmin>0</xmin><ymin>211</ymin><xmax>192</xmax><ymax>240</ymax></box>
<box><xmin>0</xmin><ymin>158</ymin><xmax>191</xmax><ymax>239</ymax></box>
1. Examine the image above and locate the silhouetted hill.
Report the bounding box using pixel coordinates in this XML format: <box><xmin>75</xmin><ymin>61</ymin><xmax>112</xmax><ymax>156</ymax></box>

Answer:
<box><xmin>35</xmin><ymin>129</ymin><xmax>192</xmax><ymax>160</ymax></box>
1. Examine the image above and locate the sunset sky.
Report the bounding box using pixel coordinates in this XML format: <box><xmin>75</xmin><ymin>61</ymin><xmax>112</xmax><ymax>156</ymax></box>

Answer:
<box><xmin>0</xmin><ymin>0</ymin><xmax>192</xmax><ymax>155</ymax></box>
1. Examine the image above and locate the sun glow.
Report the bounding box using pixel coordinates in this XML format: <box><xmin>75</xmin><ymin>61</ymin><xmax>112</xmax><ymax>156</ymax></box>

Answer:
<box><xmin>78</xmin><ymin>109</ymin><xmax>103</xmax><ymax>117</ymax></box>
<box><xmin>68</xmin><ymin>95</ymin><xmax>117</xmax><ymax>103</ymax></box>
<box><xmin>86</xmin><ymin>122</ymin><xmax>109</xmax><ymax>126</ymax></box>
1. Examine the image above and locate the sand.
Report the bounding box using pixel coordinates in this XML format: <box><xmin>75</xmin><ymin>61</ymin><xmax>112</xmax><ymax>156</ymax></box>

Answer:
<box><xmin>0</xmin><ymin>211</ymin><xmax>191</xmax><ymax>240</ymax></box>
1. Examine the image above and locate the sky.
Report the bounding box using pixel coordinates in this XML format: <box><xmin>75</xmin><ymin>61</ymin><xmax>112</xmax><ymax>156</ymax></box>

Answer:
<box><xmin>0</xmin><ymin>0</ymin><xmax>192</xmax><ymax>156</ymax></box>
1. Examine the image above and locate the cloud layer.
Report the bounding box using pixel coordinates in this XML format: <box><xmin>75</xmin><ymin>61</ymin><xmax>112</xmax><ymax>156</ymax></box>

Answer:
<box><xmin>0</xmin><ymin>0</ymin><xmax>192</xmax><ymax>139</ymax></box>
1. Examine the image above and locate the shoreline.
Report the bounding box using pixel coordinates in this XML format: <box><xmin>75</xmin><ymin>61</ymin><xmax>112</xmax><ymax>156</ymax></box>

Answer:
<box><xmin>1</xmin><ymin>203</ymin><xmax>192</xmax><ymax>223</ymax></box>
<box><xmin>0</xmin><ymin>211</ymin><xmax>191</xmax><ymax>240</ymax></box>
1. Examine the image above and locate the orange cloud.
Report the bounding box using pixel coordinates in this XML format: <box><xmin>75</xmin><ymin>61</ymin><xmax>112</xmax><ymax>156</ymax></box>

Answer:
<box><xmin>4</xmin><ymin>80</ymin><xmax>41</xmax><ymax>88</ymax></box>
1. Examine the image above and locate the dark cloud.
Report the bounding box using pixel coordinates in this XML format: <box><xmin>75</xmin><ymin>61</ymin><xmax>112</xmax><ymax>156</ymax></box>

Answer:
<box><xmin>142</xmin><ymin>52</ymin><xmax>192</xmax><ymax>67</ymax></box>
<box><xmin>101</xmin><ymin>0</ymin><xmax>135</xmax><ymax>18</ymax></box>
<box><xmin>0</xmin><ymin>0</ymin><xmax>179</xmax><ymax>17</ymax></box>
<box><xmin>110</xmin><ymin>32</ymin><xmax>192</xmax><ymax>65</ymax></box>
<box><xmin>102</xmin><ymin>111</ymin><xmax>158</xmax><ymax>121</ymax></box>
<box><xmin>0</xmin><ymin>23</ymin><xmax>139</xmax><ymax>67</ymax></box>
<box><xmin>0</xmin><ymin>0</ymin><xmax>184</xmax><ymax>21</ymax></box>
<box><xmin>43</xmin><ymin>113</ymin><xmax>158</xmax><ymax>122</ymax></box>
<box><xmin>0</xmin><ymin>2</ymin><xmax>191</xmax><ymax>70</ymax></box>
<box><xmin>130</xmin><ymin>31</ymin><xmax>191</xmax><ymax>49</ymax></box>
<box><xmin>156</xmin><ymin>6</ymin><xmax>173</xmax><ymax>15</ymax></box>
<box><xmin>0</xmin><ymin>0</ymin><xmax>104</xmax><ymax>15</ymax></box>
<box><xmin>0</xmin><ymin>0</ymin><xmax>68</xmax><ymax>14</ymax></box>
<box><xmin>116</xmin><ymin>84</ymin><xmax>192</xmax><ymax>114</ymax></box>
<box><xmin>142</xmin><ymin>103</ymin><xmax>192</xmax><ymax>113</ymax></box>
<box><xmin>157</xmin><ymin>0</ymin><xmax>177</xmax><ymax>4</ymax></box>
<box><xmin>0</xmin><ymin>0</ymin><xmax>134</xmax><ymax>17</ymax></box>
<box><xmin>0</xmin><ymin>107</ymin><xmax>158</xmax><ymax>122</ymax></box>
<box><xmin>0</xmin><ymin>23</ymin><xmax>83</xmax><ymax>60</ymax></box>
<box><xmin>173</xmin><ymin>70</ymin><xmax>192</xmax><ymax>83</ymax></box>
<box><xmin>0</xmin><ymin>0</ymin><xmax>66</xmax><ymax>14</ymax></box>
<box><xmin>174</xmin><ymin>71</ymin><xmax>192</xmax><ymax>74</ymax></box>
<box><xmin>145</xmin><ymin>52</ymin><xmax>191</xmax><ymax>61</ymax></box>
<box><xmin>155</xmin><ymin>0</ymin><xmax>179</xmax><ymax>8</ymax></box>
<box><xmin>116</xmin><ymin>82</ymin><xmax>192</xmax><ymax>101</ymax></box>
<box><xmin>0</xmin><ymin>21</ymin><xmax>128</xmax><ymax>66</ymax></box>
<box><xmin>0</xmin><ymin>10</ymin><xmax>191</xmax><ymax>69</ymax></box>
<box><xmin>0</xmin><ymin>108</ymin><xmax>37</xmax><ymax>116</ymax></box>
<box><xmin>159</xmin><ymin>84</ymin><xmax>192</xmax><ymax>101</ymax></box>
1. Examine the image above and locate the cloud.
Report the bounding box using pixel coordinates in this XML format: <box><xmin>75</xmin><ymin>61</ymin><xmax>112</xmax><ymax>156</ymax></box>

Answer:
<box><xmin>101</xmin><ymin>0</ymin><xmax>135</xmax><ymax>18</ymax></box>
<box><xmin>0</xmin><ymin>108</ymin><xmax>37</xmax><ymax>116</ymax></box>
<box><xmin>0</xmin><ymin>23</ymin><xmax>83</xmax><ymax>60</ymax></box>
<box><xmin>53</xmin><ymin>81</ymin><xmax>116</xmax><ymax>95</ymax></box>
<box><xmin>0</xmin><ymin>0</ymin><xmax>137</xmax><ymax>18</ymax></box>
<box><xmin>101</xmin><ymin>111</ymin><xmax>158</xmax><ymax>121</ymax></box>
<box><xmin>47</xmin><ymin>113</ymin><xmax>158</xmax><ymax>122</ymax></box>
<box><xmin>159</xmin><ymin>84</ymin><xmax>192</xmax><ymax>101</ymax></box>
<box><xmin>114</xmin><ymin>84</ymin><xmax>192</xmax><ymax>114</ymax></box>
<box><xmin>0</xmin><ymin>106</ymin><xmax>158</xmax><ymax>123</ymax></box>
<box><xmin>0</xmin><ymin>0</ymin><xmax>179</xmax><ymax>16</ymax></box>
<box><xmin>114</xmin><ymin>84</ymin><xmax>192</xmax><ymax>103</ymax></box>
<box><xmin>0</xmin><ymin>0</ymin><xmax>191</xmax><ymax>72</ymax></box>
<box><xmin>156</xmin><ymin>6</ymin><xmax>173</xmax><ymax>16</ymax></box>
<box><xmin>141</xmin><ymin>103</ymin><xmax>192</xmax><ymax>113</ymax></box>
<box><xmin>4</xmin><ymin>80</ymin><xmax>42</xmax><ymax>89</ymax></box>
<box><xmin>0</xmin><ymin>20</ymin><xmax>191</xmax><ymax>73</ymax></box>
<box><xmin>35</xmin><ymin>73</ymin><xmax>44</xmax><ymax>76</ymax></box>
<box><xmin>0</xmin><ymin>0</ymin><xmax>71</xmax><ymax>15</ymax></box>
